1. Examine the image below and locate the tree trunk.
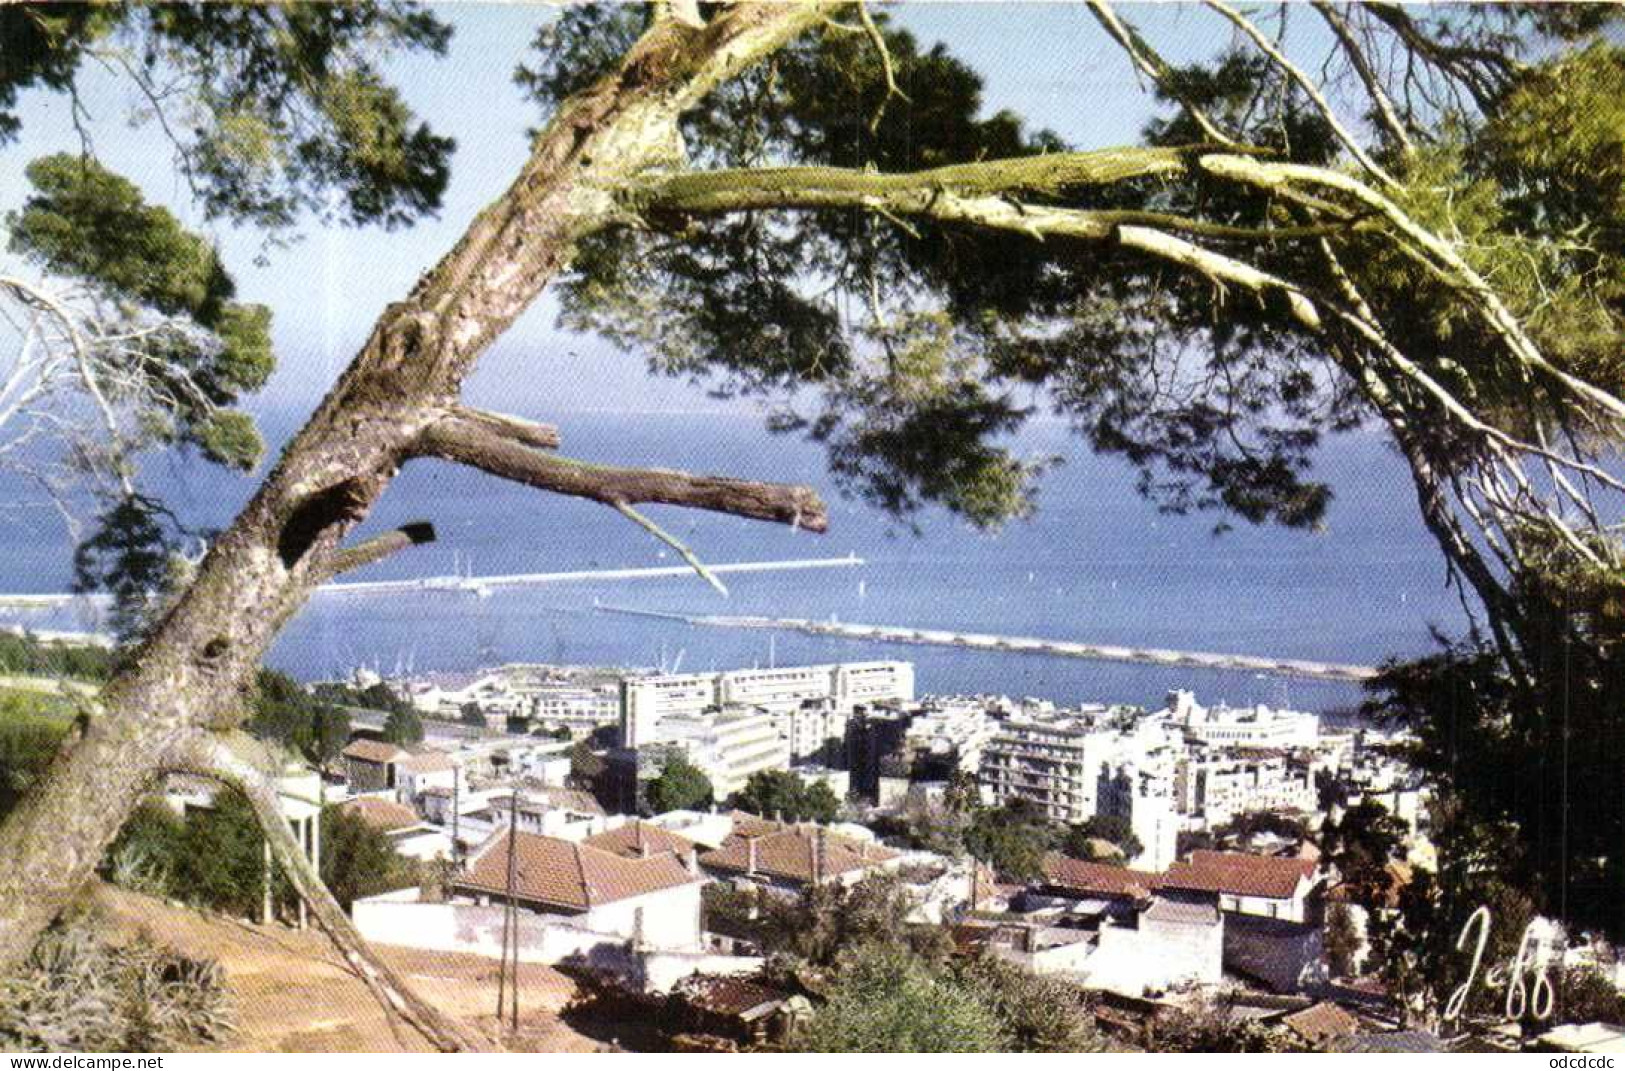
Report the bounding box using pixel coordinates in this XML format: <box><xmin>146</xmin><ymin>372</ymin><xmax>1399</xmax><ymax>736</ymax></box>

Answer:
<box><xmin>0</xmin><ymin>0</ymin><xmax>831</xmax><ymax>1006</ymax></box>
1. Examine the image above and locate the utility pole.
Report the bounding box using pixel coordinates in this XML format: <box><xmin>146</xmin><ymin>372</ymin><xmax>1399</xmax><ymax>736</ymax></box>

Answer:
<box><xmin>496</xmin><ymin>782</ymin><xmax>521</xmax><ymax>1034</ymax></box>
<box><xmin>451</xmin><ymin>763</ymin><xmax>461</xmax><ymax>865</ymax></box>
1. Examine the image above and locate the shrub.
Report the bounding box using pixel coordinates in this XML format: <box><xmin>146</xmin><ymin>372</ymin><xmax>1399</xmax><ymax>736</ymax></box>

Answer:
<box><xmin>791</xmin><ymin>943</ymin><xmax>1007</xmax><ymax>1052</ymax></box>
<box><xmin>0</xmin><ymin>691</ymin><xmax>72</xmax><ymax>821</ymax></box>
<box><xmin>0</xmin><ymin>909</ymin><xmax>233</xmax><ymax>1052</ymax></box>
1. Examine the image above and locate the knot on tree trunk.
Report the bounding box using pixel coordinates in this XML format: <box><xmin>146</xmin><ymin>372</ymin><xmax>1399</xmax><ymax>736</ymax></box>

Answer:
<box><xmin>277</xmin><ymin>478</ymin><xmax>372</xmax><ymax>570</ymax></box>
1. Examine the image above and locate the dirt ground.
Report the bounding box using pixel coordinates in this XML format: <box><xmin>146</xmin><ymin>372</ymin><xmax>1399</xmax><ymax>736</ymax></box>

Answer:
<box><xmin>92</xmin><ymin>883</ymin><xmax>604</xmax><ymax>1053</ymax></box>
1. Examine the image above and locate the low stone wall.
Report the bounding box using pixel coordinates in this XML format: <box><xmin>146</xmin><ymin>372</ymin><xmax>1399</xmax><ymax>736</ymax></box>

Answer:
<box><xmin>351</xmin><ymin>889</ymin><xmax>760</xmax><ymax>993</ymax></box>
<box><xmin>353</xmin><ymin>888</ymin><xmax>629</xmax><ymax>966</ymax></box>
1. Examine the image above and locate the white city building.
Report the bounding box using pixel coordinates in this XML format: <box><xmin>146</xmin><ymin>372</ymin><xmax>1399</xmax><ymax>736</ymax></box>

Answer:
<box><xmin>658</xmin><ymin>709</ymin><xmax>793</xmax><ymax>798</ymax></box>
<box><xmin>905</xmin><ymin>698</ymin><xmax>997</xmax><ymax>773</ymax></box>
<box><xmin>1168</xmin><ymin>690</ymin><xmax>1320</xmax><ymax>749</ymax></box>
<box><xmin>980</xmin><ymin>717</ymin><xmax>1122</xmax><ymax>823</ymax></box>
<box><xmin>1096</xmin><ymin>762</ymin><xmax>1181</xmax><ymax>872</ymax></box>
<box><xmin>621</xmin><ymin>661</ymin><xmax>914</xmax><ymax>749</ymax></box>
<box><xmin>769</xmin><ymin>699</ymin><xmax>849</xmax><ymax>763</ymax></box>
<box><xmin>529</xmin><ymin>684</ymin><xmax>621</xmax><ymax>735</ymax></box>
<box><xmin>1174</xmin><ymin>752</ymin><xmax>1318</xmax><ymax>827</ymax></box>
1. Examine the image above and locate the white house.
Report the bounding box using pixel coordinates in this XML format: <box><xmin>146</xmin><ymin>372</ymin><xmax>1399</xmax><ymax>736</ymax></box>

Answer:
<box><xmin>339</xmin><ymin>795</ymin><xmax>452</xmax><ymax>862</ymax></box>
<box><xmin>454</xmin><ymin>786</ymin><xmax>607</xmax><ymax>847</ymax></box>
<box><xmin>394</xmin><ymin>749</ymin><xmax>457</xmax><ymax>805</ymax></box>
<box><xmin>1159</xmin><ymin>850</ymin><xmax>1319</xmax><ymax>922</ymax></box>
<box><xmin>452</xmin><ymin>828</ymin><xmax>703</xmax><ymax>950</ymax></box>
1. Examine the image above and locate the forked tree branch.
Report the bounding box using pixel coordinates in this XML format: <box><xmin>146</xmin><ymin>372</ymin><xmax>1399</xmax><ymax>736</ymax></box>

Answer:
<box><xmin>1084</xmin><ymin>0</ymin><xmax>1247</xmax><ymax>150</ymax></box>
<box><xmin>437</xmin><ymin>404</ymin><xmax>560</xmax><ymax>451</ymax></box>
<box><xmin>857</xmin><ymin>1</ymin><xmax>911</xmax><ymax>133</ymax></box>
<box><xmin>416</xmin><ymin>407</ymin><xmax>828</xmax><ymax>532</ymax></box>
<box><xmin>627</xmin><ymin>153</ymin><xmax>1325</xmax><ymax>328</ymax></box>
<box><xmin>1204</xmin><ymin>0</ymin><xmax>1399</xmax><ymax>189</ymax></box>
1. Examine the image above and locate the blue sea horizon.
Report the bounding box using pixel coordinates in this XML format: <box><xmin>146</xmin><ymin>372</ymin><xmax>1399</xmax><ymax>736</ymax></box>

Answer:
<box><xmin>0</xmin><ymin>409</ymin><xmax>1467</xmax><ymax>714</ymax></box>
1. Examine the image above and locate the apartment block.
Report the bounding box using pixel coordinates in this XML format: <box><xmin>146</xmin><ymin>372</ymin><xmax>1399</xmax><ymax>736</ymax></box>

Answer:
<box><xmin>979</xmin><ymin>718</ymin><xmax>1120</xmax><ymax>823</ymax></box>
<box><xmin>1168</xmin><ymin>690</ymin><xmax>1320</xmax><ymax>749</ymax></box>
<box><xmin>1174</xmin><ymin>753</ymin><xmax>1318</xmax><ymax>827</ymax></box>
<box><xmin>659</xmin><ymin>709</ymin><xmax>793</xmax><ymax>799</ymax></box>
<box><xmin>621</xmin><ymin>661</ymin><xmax>914</xmax><ymax>749</ymax></box>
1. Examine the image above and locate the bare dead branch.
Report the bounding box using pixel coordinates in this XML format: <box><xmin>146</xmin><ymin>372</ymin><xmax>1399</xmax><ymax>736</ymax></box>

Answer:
<box><xmin>1117</xmin><ymin>224</ymin><xmax>1321</xmax><ymax>329</ymax></box>
<box><xmin>613</xmin><ymin>501</ymin><xmax>729</xmax><ymax>596</ymax></box>
<box><xmin>857</xmin><ymin>1</ymin><xmax>911</xmax><ymax>133</ymax></box>
<box><xmin>323</xmin><ymin>522</ymin><xmax>438</xmax><ymax>581</ymax></box>
<box><xmin>1204</xmin><ymin>0</ymin><xmax>1398</xmax><ymax>189</ymax></box>
<box><xmin>417</xmin><ymin>407</ymin><xmax>828</xmax><ymax>532</ymax></box>
<box><xmin>1311</xmin><ymin>0</ymin><xmax>1415</xmax><ymax>156</ymax></box>
<box><xmin>1085</xmin><ymin>0</ymin><xmax>1247</xmax><ymax>150</ymax></box>
<box><xmin>1362</xmin><ymin>2</ymin><xmax>1523</xmax><ymax>111</ymax></box>
<box><xmin>0</xmin><ymin>274</ymin><xmax>134</xmax><ymax>496</ymax></box>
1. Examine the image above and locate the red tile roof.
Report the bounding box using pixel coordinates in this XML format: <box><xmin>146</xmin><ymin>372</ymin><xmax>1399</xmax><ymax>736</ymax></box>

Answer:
<box><xmin>726</xmin><ymin>810</ymin><xmax>781</xmax><ymax>838</ymax></box>
<box><xmin>584</xmin><ymin>820</ymin><xmax>697</xmax><ymax>861</ymax></box>
<box><xmin>396</xmin><ymin>750</ymin><xmax>456</xmax><ymax>773</ymax></box>
<box><xmin>455</xmin><ymin>829</ymin><xmax>696</xmax><ymax>910</ymax></box>
<box><xmin>341</xmin><ymin>795</ymin><xmax>422</xmax><ymax>833</ymax></box>
<box><xmin>342</xmin><ymin>738</ymin><xmax>409</xmax><ymax>764</ymax></box>
<box><xmin>700</xmin><ymin>820</ymin><xmax>898</xmax><ymax>886</ymax></box>
<box><xmin>1039</xmin><ymin>853</ymin><xmax>1159</xmax><ymax>899</ymax></box>
<box><xmin>1161</xmin><ymin>850</ymin><xmax>1316</xmax><ymax>900</ymax></box>
<box><xmin>1326</xmin><ymin>861</ymin><xmax>1412</xmax><ymax>908</ymax></box>
<box><xmin>1282</xmin><ymin>1002</ymin><xmax>1361</xmax><ymax>1046</ymax></box>
<box><xmin>676</xmin><ymin>975</ymin><xmax>790</xmax><ymax>1020</ymax></box>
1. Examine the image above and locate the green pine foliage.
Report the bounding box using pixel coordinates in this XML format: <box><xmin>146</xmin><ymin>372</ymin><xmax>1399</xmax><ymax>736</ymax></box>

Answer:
<box><xmin>0</xmin><ymin>633</ymin><xmax>113</xmax><ymax>681</ymax></box>
<box><xmin>645</xmin><ymin>755</ymin><xmax>713</xmax><ymax>815</ymax></box>
<box><xmin>1</xmin><ymin>3</ymin><xmax>455</xmax><ymax>231</ymax></box>
<box><xmin>731</xmin><ymin>769</ymin><xmax>839</xmax><ymax>824</ymax></box>
<box><xmin>245</xmin><ymin>670</ymin><xmax>351</xmax><ymax>771</ymax></box>
<box><xmin>319</xmin><ymin>803</ymin><xmax>420</xmax><ymax>910</ymax></box>
<box><xmin>0</xmin><ymin>689</ymin><xmax>73</xmax><ymax>824</ymax></box>
<box><xmin>105</xmin><ymin>794</ymin><xmax>418</xmax><ymax>919</ymax></box>
<box><xmin>791</xmin><ymin>943</ymin><xmax>1107</xmax><ymax>1053</ymax></box>
<box><xmin>964</xmin><ymin>799</ymin><xmax>1056</xmax><ymax>882</ymax></box>
<box><xmin>791</xmin><ymin>943</ymin><xmax>1007</xmax><ymax>1053</ymax></box>
<box><xmin>382</xmin><ymin>705</ymin><xmax>424</xmax><ymax>746</ymax></box>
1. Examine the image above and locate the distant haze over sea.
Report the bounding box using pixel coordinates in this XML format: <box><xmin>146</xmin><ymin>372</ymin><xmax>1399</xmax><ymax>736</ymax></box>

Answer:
<box><xmin>0</xmin><ymin>411</ymin><xmax>1469</xmax><ymax>713</ymax></box>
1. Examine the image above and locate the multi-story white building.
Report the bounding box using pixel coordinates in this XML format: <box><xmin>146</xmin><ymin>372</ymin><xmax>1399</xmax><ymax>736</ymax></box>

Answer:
<box><xmin>621</xmin><ymin>661</ymin><xmax>914</xmax><ymax>749</ymax></box>
<box><xmin>905</xmin><ymin>698</ymin><xmax>996</xmax><ymax>773</ymax></box>
<box><xmin>529</xmin><ymin>684</ymin><xmax>620</xmax><ymax>735</ymax></box>
<box><xmin>828</xmin><ymin>661</ymin><xmax>917</xmax><ymax>711</ymax></box>
<box><xmin>1096</xmin><ymin>762</ymin><xmax>1181</xmax><ymax>872</ymax></box>
<box><xmin>621</xmin><ymin>673</ymin><xmax>717</xmax><ymax>746</ymax></box>
<box><xmin>980</xmin><ymin>717</ymin><xmax>1120</xmax><ymax>823</ymax></box>
<box><xmin>1168</xmin><ymin>690</ymin><xmax>1320</xmax><ymax>749</ymax></box>
<box><xmin>1174</xmin><ymin>752</ymin><xmax>1318</xmax><ymax>826</ymax></box>
<box><xmin>770</xmin><ymin>699</ymin><xmax>849</xmax><ymax>763</ymax></box>
<box><xmin>659</xmin><ymin>709</ymin><xmax>793</xmax><ymax>798</ymax></box>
